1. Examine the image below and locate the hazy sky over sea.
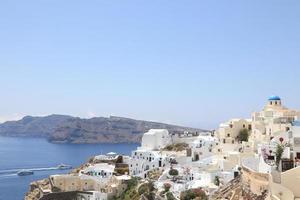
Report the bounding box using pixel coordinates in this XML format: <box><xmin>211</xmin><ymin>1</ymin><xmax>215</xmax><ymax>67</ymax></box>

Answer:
<box><xmin>0</xmin><ymin>1</ymin><xmax>300</xmax><ymax>129</ymax></box>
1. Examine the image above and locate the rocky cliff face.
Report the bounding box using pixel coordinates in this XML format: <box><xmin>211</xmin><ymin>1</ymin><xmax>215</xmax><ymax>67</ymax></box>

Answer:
<box><xmin>0</xmin><ymin>115</ymin><xmax>205</xmax><ymax>143</ymax></box>
<box><xmin>0</xmin><ymin>115</ymin><xmax>72</xmax><ymax>137</ymax></box>
<box><xmin>49</xmin><ymin>116</ymin><xmax>205</xmax><ymax>143</ymax></box>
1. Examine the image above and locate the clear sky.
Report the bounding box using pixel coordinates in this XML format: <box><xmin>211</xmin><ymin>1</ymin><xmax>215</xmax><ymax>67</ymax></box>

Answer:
<box><xmin>0</xmin><ymin>0</ymin><xmax>300</xmax><ymax>129</ymax></box>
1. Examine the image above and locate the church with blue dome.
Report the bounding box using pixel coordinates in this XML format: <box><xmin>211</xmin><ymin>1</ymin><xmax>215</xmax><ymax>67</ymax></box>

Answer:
<box><xmin>267</xmin><ymin>95</ymin><xmax>282</xmax><ymax>106</ymax></box>
<box><xmin>268</xmin><ymin>95</ymin><xmax>281</xmax><ymax>101</ymax></box>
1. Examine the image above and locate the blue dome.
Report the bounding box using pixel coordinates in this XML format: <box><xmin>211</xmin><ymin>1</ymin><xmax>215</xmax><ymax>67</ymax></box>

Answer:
<box><xmin>268</xmin><ymin>95</ymin><xmax>281</xmax><ymax>101</ymax></box>
<box><xmin>293</xmin><ymin>120</ymin><xmax>300</xmax><ymax>127</ymax></box>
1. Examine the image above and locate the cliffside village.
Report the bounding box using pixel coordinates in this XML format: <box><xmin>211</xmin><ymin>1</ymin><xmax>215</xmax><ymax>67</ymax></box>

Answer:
<box><xmin>26</xmin><ymin>96</ymin><xmax>300</xmax><ymax>200</ymax></box>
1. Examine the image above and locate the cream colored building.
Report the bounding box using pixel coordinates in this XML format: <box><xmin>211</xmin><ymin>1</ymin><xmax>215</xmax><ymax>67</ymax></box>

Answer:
<box><xmin>251</xmin><ymin>96</ymin><xmax>300</xmax><ymax>144</ymax></box>
<box><xmin>217</xmin><ymin>118</ymin><xmax>252</xmax><ymax>144</ymax></box>
<box><xmin>241</xmin><ymin>121</ymin><xmax>300</xmax><ymax>200</ymax></box>
<box><xmin>49</xmin><ymin>174</ymin><xmax>127</xmax><ymax>200</ymax></box>
<box><xmin>269</xmin><ymin>166</ymin><xmax>300</xmax><ymax>200</ymax></box>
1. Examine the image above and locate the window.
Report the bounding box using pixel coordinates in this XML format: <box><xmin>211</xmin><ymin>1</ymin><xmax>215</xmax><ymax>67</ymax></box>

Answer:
<box><xmin>227</xmin><ymin>133</ymin><xmax>230</xmax><ymax>137</ymax></box>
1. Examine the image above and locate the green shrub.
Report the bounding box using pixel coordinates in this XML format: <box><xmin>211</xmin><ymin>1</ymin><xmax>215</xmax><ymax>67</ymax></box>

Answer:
<box><xmin>166</xmin><ymin>192</ymin><xmax>176</xmax><ymax>200</ymax></box>
<box><xmin>180</xmin><ymin>188</ymin><xmax>208</xmax><ymax>200</ymax></box>
<box><xmin>238</xmin><ymin>129</ymin><xmax>249</xmax><ymax>142</ymax></box>
<box><xmin>163</xmin><ymin>143</ymin><xmax>189</xmax><ymax>151</ymax></box>
<box><xmin>114</xmin><ymin>167</ymin><xmax>129</xmax><ymax>175</ymax></box>
<box><xmin>138</xmin><ymin>183</ymin><xmax>148</xmax><ymax>195</ymax></box>
<box><xmin>113</xmin><ymin>177</ymin><xmax>140</xmax><ymax>200</ymax></box>
<box><xmin>169</xmin><ymin>169</ymin><xmax>179</xmax><ymax>176</ymax></box>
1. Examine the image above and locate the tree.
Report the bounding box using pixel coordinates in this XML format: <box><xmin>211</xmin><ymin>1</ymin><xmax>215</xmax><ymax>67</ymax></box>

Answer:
<box><xmin>238</xmin><ymin>129</ymin><xmax>249</xmax><ymax>142</ymax></box>
<box><xmin>275</xmin><ymin>137</ymin><xmax>288</xmax><ymax>170</ymax></box>
<box><xmin>169</xmin><ymin>169</ymin><xmax>179</xmax><ymax>176</ymax></box>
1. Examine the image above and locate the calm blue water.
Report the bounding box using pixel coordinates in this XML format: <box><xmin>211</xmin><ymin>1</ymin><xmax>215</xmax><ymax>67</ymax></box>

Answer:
<box><xmin>0</xmin><ymin>136</ymin><xmax>139</xmax><ymax>200</ymax></box>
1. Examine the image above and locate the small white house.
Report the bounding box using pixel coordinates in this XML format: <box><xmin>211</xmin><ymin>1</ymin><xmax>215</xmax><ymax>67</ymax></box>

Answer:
<box><xmin>81</xmin><ymin>163</ymin><xmax>115</xmax><ymax>179</ymax></box>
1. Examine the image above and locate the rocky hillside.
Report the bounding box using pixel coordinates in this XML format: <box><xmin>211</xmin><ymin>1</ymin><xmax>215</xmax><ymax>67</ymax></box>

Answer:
<box><xmin>0</xmin><ymin>114</ymin><xmax>72</xmax><ymax>137</ymax></box>
<box><xmin>0</xmin><ymin>115</ymin><xmax>205</xmax><ymax>143</ymax></box>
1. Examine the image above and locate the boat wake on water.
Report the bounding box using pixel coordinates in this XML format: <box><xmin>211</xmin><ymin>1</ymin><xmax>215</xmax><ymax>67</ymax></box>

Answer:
<box><xmin>0</xmin><ymin>164</ymin><xmax>72</xmax><ymax>177</ymax></box>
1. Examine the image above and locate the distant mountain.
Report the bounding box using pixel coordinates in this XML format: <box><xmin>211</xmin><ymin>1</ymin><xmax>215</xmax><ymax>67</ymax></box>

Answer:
<box><xmin>0</xmin><ymin>115</ymin><xmax>206</xmax><ymax>143</ymax></box>
<box><xmin>0</xmin><ymin>115</ymin><xmax>73</xmax><ymax>137</ymax></box>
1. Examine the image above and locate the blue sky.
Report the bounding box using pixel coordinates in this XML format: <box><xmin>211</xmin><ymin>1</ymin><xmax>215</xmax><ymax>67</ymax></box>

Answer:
<box><xmin>0</xmin><ymin>1</ymin><xmax>300</xmax><ymax>128</ymax></box>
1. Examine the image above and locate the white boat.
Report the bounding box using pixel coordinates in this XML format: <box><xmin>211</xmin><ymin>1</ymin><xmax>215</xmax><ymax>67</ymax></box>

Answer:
<box><xmin>17</xmin><ymin>170</ymin><xmax>34</xmax><ymax>176</ymax></box>
<box><xmin>57</xmin><ymin>164</ymin><xmax>72</xmax><ymax>170</ymax></box>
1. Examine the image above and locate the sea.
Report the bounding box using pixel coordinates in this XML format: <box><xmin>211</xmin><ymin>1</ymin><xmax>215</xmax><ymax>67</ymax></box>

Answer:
<box><xmin>0</xmin><ymin>136</ymin><xmax>139</xmax><ymax>200</ymax></box>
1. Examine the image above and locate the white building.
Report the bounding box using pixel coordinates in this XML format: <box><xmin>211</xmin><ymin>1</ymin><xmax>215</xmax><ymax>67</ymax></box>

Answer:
<box><xmin>140</xmin><ymin>129</ymin><xmax>171</xmax><ymax>150</ymax></box>
<box><xmin>190</xmin><ymin>135</ymin><xmax>219</xmax><ymax>161</ymax></box>
<box><xmin>129</xmin><ymin>149</ymin><xmax>169</xmax><ymax>178</ymax></box>
<box><xmin>128</xmin><ymin>129</ymin><xmax>172</xmax><ymax>178</ymax></box>
<box><xmin>290</xmin><ymin>121</ymin><xmax>300</xmax><ymax>163</ymax></box>
<box><xmin>81</xmin><ymin>163</ymin><xmax>115</xmax><ymax>181</ymax></box>
<box><xmin>76</xmin><ymin>191</ymin><xmax>108</xmax><ymax>200</ymax></box>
